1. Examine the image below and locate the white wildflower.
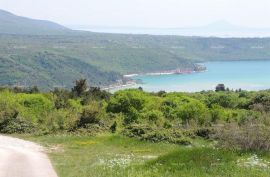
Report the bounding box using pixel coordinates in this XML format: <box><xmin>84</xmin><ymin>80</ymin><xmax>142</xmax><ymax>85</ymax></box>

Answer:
<box><xmin>237</xmin><ymin>154</ymin><xmax>270</xmax><ymax>169</ymax></box>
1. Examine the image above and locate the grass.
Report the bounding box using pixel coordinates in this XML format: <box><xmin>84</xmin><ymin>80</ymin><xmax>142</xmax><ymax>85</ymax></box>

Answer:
<box><xmin>21</xmin><ymin>134</ymin><xmax>270</xmax><ymax>177</ymax></box>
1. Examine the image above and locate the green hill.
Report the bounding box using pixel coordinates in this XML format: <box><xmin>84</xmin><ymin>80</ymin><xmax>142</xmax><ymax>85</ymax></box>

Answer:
<box><xmin>0</xmin><ymin>49</ymin><xmax>121</xmax><ymax>89</ymax></box>
<box><xmin>0</xmin><ymin>34</ymin><xmax>195</xmax><ymax>89</ymax></box>
<box><xmin>0</xmin><ymin>9</ymin><xmax>71</xmax><ymax>35</ymax></box>
<box><xmin>2</xmin><ymin>33</ymin><xmax>270</xmax><ymax>90</ymax></box>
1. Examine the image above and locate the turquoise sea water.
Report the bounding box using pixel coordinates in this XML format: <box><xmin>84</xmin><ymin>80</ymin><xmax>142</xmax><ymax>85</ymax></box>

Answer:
<box><xmin>124</xmin><ymin>61</ymin><xmax>270</xmax><ymax>92</ymax></box>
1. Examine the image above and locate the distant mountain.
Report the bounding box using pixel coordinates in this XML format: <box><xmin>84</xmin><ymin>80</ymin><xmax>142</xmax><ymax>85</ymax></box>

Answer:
<box><xmin>0</xmin><ymin>9</ymin><xmax>72</xmax><ymax>35</ymax></box>
<box><xmin>71</xmin><ymin>21</ymin><xmax>270</xmax><ymax>37</ymax></box>
<box><xmin>175</xmin><ymin>20</ymin><xmax>270</xmax><ymax>37</ymax></box>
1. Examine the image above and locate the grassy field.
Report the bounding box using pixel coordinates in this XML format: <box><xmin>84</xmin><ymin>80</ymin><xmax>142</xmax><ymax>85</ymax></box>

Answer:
<box><xmin>20</xmin><ymin>134</ymin><xmax>270</xmax><ymax>177</ymax></box>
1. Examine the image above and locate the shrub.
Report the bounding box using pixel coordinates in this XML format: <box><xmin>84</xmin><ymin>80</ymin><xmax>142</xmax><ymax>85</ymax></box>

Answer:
<box><xmin>0</xmin><ymin>119</ymin><xmax>34</xmax><ymax>134</ymax></box>
<box><xmin>52</xmin><ymin>88</ymin><xmax>71</xmax><ymax>109</ymax></box>
<box><xmin>78</xmin><ymin>102</ymin><xmax>102</xmax><ymax>127</ymax></box>
<box><xmin>213</xmin><ymin>122</ymin><xmax>270</xmax><ymax>151</ymax></box>
<box><xmin>207</xmin><ymin>93</ymin><xmax>238</xmax><ymax>108</ymax></box>
<box><xmin>107</xmin><ymin>90</ymin><xmax>146</xmax><ymax>114</ymax></box>
<box><xmin>0</xmin><ymin>117</ymin><xmax>36</xmax><ymax>134</ymax></box>
<box><xmin>107</xmin><ymin>90</ymin><xmax>146</xmax><ymax>124</ymax></box>
<box><xmin>123</xmin><ymin>124</ymin><xmax>191</xmax><ymax>145</ymax></box>
<box><xmin>178</xmin><ymin>101</ymin><xmax>209</xmax><ymax>125</ymax></box>
<box><xmin>76</xmin><ymin>124</ymin><xmax>107</xmax><ymax>135</ymax></box>
<box><xmin>144</xmin><ymin>110</ymin><xmax>164</xmax><ymax>126</ymax></box>
<box><xmin>17</xmin><ymin>93</ymin><xmax>54</xmax><ymax>121</ymax></box>
<box><xmin>81</xmin><ymin>87</ymin><xmax>111</xmax><ymax>105</ymax></box>
<box><xmin>210</xmin><ymin>104</ymin><xmax>226</xmax><ymax>122</ymax></box>
<box><xmin>249</xmin><ymin>93</ymin><xmax>270</xmax><ymax>112</ymax></box>
<box><xmin>67</xmin><ymin>99</ymin><xmax>83</xmax><ymax>112</ymax></box>
<box><xmin>161</xmin><ymin>99</ymin><xmax>178</xmax><ymax>119</ymax></box>
<box><xmin>123</xmin><ymin>107</ymin><xmax>140</xmax><ymax>124</ymax></box>
<box><xmin>39</xmin><ymin>109</ymin><xmax>79</xmax><ymax>132</ymax></box>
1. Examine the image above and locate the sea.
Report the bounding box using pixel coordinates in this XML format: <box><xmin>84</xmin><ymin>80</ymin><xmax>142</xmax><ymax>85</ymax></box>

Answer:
<box><xmin>114</xmin><ymin>61</ymin><xmax>270</xmax><ymax>92</ymax></box>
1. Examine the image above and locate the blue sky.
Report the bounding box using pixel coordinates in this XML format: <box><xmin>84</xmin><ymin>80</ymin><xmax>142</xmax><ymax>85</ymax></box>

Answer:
<box><xmin>1</xmin><ymin>0</ymin><xmax>270</xmax><ymax>28</ymax></box>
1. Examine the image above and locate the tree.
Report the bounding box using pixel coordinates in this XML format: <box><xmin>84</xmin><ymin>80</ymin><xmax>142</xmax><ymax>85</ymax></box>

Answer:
<box><xmin>81</xmin><ymin>87</ymin><xmax>111</xmax><ymax>105</ymax></box>
<box><xmin>215</xmin><ymin>84</ymin><xmax>225</xmax><ymax>92</ymax></box>
<box><xmin>28</xmin><ymin>86</ymin><xmax>39</xmax><ymax>94</ymax></box>
<box><xmin>71</xmin><ymin>79</ymin><xmax>88</xmax><ymax>97</ymax></box>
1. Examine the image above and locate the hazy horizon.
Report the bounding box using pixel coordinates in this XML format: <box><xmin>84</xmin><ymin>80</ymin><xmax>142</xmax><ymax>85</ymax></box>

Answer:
<box><xmin>1</xmin><ymin>0</ymin><xmax>270</xmax><ymax>29</ymax></box>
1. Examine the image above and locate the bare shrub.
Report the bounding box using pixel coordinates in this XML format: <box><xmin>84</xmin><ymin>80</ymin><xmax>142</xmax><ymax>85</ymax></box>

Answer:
<box><xmin>213</xmin><ymin>121</ymin><xmax>270</xmax><ymax>151</ymax></box>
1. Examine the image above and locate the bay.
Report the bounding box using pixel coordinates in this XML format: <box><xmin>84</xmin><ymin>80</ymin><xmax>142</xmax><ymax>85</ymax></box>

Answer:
<box><xmin>123</xmin><ymin>61</ymin><xmax>270</xmax><ymax>92</ymax></box>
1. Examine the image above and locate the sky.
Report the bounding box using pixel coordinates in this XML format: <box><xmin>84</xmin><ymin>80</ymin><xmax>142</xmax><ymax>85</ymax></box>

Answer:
<box><xmin>1</xmin><ymin>0</ymin><xmax>270</xmax><ymax>28</ymax></box>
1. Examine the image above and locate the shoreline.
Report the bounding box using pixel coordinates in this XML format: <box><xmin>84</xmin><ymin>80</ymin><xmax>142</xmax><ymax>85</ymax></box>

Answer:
<box><xmin>124</xmin><ymin>64</ymin><xmax>207</xmax><ymax>78</ymax></box>
<box><xmin>102</xmin><ymin>82</ymin><xmax>138</xmax><ymax>91</ymax></box>
<box><xmin>104</xmin><ymin>67</ymin><xmax>207</xmax><ymax>91</ymax></box>
<box><xmin>123</xmin><ymin>70</ymin><xmax>208</xmax><ymax>78</ymax></box>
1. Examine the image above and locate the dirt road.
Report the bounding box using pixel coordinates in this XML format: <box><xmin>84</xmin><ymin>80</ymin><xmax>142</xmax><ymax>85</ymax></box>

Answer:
<box><xmin>0</xmin><ymin>135</ymin><xmax>58</xmax><ymax>177</ymax></box>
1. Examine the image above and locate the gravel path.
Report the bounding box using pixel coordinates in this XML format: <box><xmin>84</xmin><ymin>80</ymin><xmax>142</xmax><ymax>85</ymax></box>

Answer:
<box><xmin>0</xmin><ymin>135</ymin><xmax>58</xmax><ymax>177</ymax></box>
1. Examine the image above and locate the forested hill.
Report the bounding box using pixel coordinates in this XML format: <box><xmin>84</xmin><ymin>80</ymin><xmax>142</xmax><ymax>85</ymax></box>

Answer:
<box><xmin>0</xmin><ymin>9</ymin><xmax>71</xmax><ymax>35</ymax></box>
<box><xmin>2</xmin><ymin>34</ymin><xmax>270</xmax><ymax>90</ymax></box>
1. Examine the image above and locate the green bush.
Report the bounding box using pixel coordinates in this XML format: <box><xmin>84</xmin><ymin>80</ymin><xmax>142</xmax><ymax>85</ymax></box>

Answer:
<box><xmin>210</xmin><ymin>104</ymin><xmax>226</xmax><ymax>122</ymax></box>
<box><xmin>144</xmin><ymin>110</ymin><xmax>164</xmax><ymax>126</ymax></box>
<box><xmin>107</xmin><ymin>90</ymin><xmax>146</xmax><ymax>114</ymax></box>
<box><xmin>123</xmin><ymin>124</ymin><xmax>191</xmax><ymax>145</ymax></box>
<box><xmin>0</xmin><ymin>91</ymin><xmax>36</xmax><ymax>133</ymax></box>
<box><xmin>0</xmin><ymin>117</ymin><xmax>36</xmax><ymax>134</ymax></box>
<box><xmin>178</xmin><ymin>101</ymin><xmax>209</xmax><ymax>125</ymax></box>
<box><xmin>107</xmin><ymin>90</ymin><xmax>147</xmax><ymax>124</ymax></box>
<box><xmin>205</xmin><ymin>92</ymin><xmax>238</xmax><ymax>108</ymax></box>
<box><xmin>160</xmin><ymin>99</ymin><xmax>178</xmax><ymax>119</ymax></box>
<box><xmin>78</xmin><ymin>102</ymin><xmax>102</xmax><ymax>127</ymax></box>
<box><xmin>17</xmin><ymin>93</ymin><xmax>54</xmax><ymax>122</ymax></box>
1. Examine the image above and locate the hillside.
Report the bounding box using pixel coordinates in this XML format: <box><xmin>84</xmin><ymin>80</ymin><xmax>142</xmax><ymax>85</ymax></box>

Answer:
<box><xmin>2</xmin><ymin>33</ymin><xmax>270</xmax><ymax>89</ymax></box>
<box><xmin>1</xmin><ymin>10</ymin><xmax>270</xmax><ymax>90</ymax></box>
<box><xmin>0</xmin><ymin>34</ymin><xmax>194</xmax><ymax>89</ymax></box>
<box><xmin>0</xmin><ymin>9</ymin><xmax>71</xmax><ymax>35</ymax></box>
<box><xmin>0</xmin><ymin>48</ymin><xmax>121</xmax><ymax>89</ymax></box>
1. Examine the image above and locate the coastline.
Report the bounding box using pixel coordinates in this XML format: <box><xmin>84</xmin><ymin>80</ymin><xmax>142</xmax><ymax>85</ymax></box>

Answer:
<box><xmin>102</xmin><ymin>82</ymin><xmax>138</xmax><ymax>91</ymax></box>
<box><xmin>123</xmin><ymin>64</ymin><xmax>207</xmax><ymax>78</ymax></box>
<box><xmin>104</xmin><ymin>65</ymin><xmax>207</xmax><ymax>92</ymax></box>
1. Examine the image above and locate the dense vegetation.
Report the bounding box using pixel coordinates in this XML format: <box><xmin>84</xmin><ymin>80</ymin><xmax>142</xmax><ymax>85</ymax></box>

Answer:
<box><xmin>1</xmin><ymin>80</ymin><xmax>270</xmax><ymax>151</ymax></box>
<box><xmin>5</xmin><ymin>81</ymin><xmax>269</xmax><ymax>177</ymax></box>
